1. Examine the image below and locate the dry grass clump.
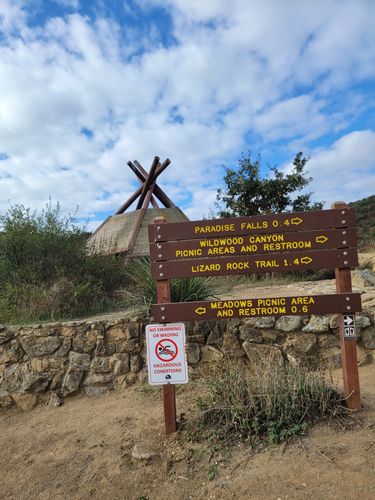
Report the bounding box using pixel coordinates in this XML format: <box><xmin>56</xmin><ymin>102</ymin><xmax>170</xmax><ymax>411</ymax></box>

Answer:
<box><xmin>192</xmin><ymin>358</ymin><xmax>347</xmax><ymax>446</ymax></box>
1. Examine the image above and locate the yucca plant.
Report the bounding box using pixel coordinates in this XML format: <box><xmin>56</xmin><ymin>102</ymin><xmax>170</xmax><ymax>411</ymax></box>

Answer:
<box><xmin>123</xmin><ymin>256</ymin><xmax>219</xmax><ymax>315</ymax></box>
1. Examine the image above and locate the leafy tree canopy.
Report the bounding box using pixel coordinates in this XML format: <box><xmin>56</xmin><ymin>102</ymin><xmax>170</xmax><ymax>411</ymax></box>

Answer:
<box><xmin>216</xmin><ymin>152</ymin><xmax>323</xmax><ymax>218</ymax></box>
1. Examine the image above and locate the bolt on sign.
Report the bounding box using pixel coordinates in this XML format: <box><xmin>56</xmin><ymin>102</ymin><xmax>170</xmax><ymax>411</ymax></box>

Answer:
<box><xmin>145</xmin><ymin>323</ymin><xmax>188</xmax><ymax>385</ymax></box>
<box><xmin>148</xmin><ymin>204</ymin><xmax>363</xmax><ymax>433</ymax></box>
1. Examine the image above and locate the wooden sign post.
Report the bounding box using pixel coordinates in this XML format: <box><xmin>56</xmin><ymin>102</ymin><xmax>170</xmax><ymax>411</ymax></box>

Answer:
<box><xmin>154</xmin><ymin>217</ymin><xmax>177</xmax><ymax>435</ymax></box>
<box><xmin>149</xmin><ymin>204</ymin><xmax>362</xmax><ymax>434</ymax></box>
<box><xmin>332</xmin><ymin>202</ymin><xmax>361</xmax><ymax>410</ymax></box>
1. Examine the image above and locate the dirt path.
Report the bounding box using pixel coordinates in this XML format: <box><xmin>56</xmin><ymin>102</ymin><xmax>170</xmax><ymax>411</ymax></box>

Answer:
<box><xmin>1</xmin><ymin>363</ymin><xmax>374</xmax><ymax>500</ymax></box>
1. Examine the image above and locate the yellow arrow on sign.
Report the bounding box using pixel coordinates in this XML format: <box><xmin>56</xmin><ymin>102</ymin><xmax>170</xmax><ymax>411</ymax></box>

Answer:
<box><xmin>291</xmin><ymin>217</ymin><xmax>302</xmax><ymax>225</ymax></box>
<box><xmin>300</xmin><ymin>256</ymin><xmax>313</xmax><ymax>264</ymax></box>
<box><xmin>316</xmin><ymin>235</ymin><xmax>328</xmax><ymax>244</ymax></box>
<box><xmin>195</xmin><ymin>307</ymin><xmax>206</xmax><ymax>315</ymax></box>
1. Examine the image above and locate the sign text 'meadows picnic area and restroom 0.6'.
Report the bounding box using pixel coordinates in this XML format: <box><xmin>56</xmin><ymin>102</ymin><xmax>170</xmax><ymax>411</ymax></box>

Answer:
<box><xmin>148</xmin><ymin>203</ymin><xmax>362</xmax><ymax>434</ymax></box>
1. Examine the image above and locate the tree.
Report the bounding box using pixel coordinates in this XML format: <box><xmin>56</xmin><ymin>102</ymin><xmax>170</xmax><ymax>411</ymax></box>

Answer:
<box><xmin>0</xmin><ymin>201</ymin><xmax>127</xmax><ymax>322</ymax></box>
<box><xmin>216</xmin><ymin>152</ymin><xmax>323</xmax><ymax>218</ymax></box>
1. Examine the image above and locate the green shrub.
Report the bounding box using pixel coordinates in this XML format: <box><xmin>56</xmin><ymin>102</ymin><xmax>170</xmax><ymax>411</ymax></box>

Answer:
<box><xmin>123</xmin><ymin>256</ymin><xmax>219</xmax><ymax>315</ymax></box>
<box><xmin>0</xmin><ymin>201</ymin><xmax>127</xmax><ymax>323</ymax></box>
<box><xmin>194</xmin><ymin>358</ymin><xmax>346</xmax><ymax>446</ymax></box>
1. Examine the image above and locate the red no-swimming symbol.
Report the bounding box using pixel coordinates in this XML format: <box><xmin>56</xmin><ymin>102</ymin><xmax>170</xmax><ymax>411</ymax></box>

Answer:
<box><xmin>155</xmin><ymin>338</ymin><xmax>178</xmax><ymax>362</ymax></box>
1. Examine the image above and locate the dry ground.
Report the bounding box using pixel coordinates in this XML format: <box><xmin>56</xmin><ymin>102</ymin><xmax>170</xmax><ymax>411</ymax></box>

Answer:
<box><xmin>0</xmin><ymin>362</ymin><xmax>374</xmax><ymax>500</ymax></box>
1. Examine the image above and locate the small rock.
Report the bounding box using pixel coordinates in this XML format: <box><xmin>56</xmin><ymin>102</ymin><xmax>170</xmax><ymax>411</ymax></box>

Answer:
<box><xmin>68</xmin><ymin>351</ymin><xmax>91</xmax><ymax>371</ymax></box>
<box><xmin>222</xmin><ymin>330</ymin><xmax>245</xmax><ymax>358</ymax></box>
<box><xmin>302</xmin><ymin>315</ymin><xmax>330</xmax><ymax>333</ymax></box>
<box><xmin>72</xmin><ymin>326</ymin><xmax>97</xmax><ymax>354</ymax></box>
<box><xmin>357</xmin><ymin>269</ymin><xmax>375</xmax><ymax>286</ymax></box>
<box><xmin>110</xmin><ymin>353</ymin><xmax>130</xmax><ymax>375</ymax></box>
<box><xmin>62</xmin><ymin>368</ymin><xmax>84</xmax><ymax>395</ymax></box>
<box><xmin>361</xmin><ymin>326</ymin><xmax>375</xmax><ymax>349</ymax></box>
<box><xmin>207</xmin><ymin>325</ymin><xmax>222</xmax><ymax>346</ymax></box>
<box><xmin>239</xmin><ymin>325</ymin><xmax>263</xmax><ymax>343</ymax></box>
<box><xmin>293</xmin><ymin>334</ymin><xmax>317</xmax><ymax>355</ymax></box>
<box><xmin>260</xmin><ymin>331</ymin><xmax>279</xmax><ymax>343</ymax></box>
<box><xmin>48</xmin><ymin>392</ymin><xmax>63</xmax><ymax>408</ymax></box>
<box><xmin>329</xmin><ymin>315</ymin><xmax>339</xmax><ymax>330</ymax></box>
<box><xmin>243</xmin><ymin>317</ymin><xmax>276</xmax><ymax>329</ymax></box>
<box><xmin>84</xmin><ymin>373</ymin><xmax>113</xmax><ymax>385</ymax></box>
<box><xmin>188</xmin><ymin>334</ymin><xmax>206</xmax><ymax>345</ymax></box>
<box><xmin>355</xmin><ymin>316</ymin><xmax>371</xmax><ymax>330</ymax></box>
<box><xmin>131</xmin><ymin>444</ymin><xmax>159</xmax><ymax>462</ymax></box>
<box><xmin>200</xmin><ymin>346</ymin><xmax>224</xmax><ymax>363</ymax></box>
<box><xmin>356</xmin><ymin>345</ymin><xmax>371</xmax><ymax>366</ymax></box>
<box><xmin>275</xmin><ymin>316</ymin><xmax>303</xmax><ymax>332</ymax></box>
<box><xmin>0</xmin><ymin>340</ymin><xmax>23</xmax><ymax>364</ymax></box>
<box><xmin>90</xmin><ymin>356</ymin><xmax>112</xmax><ymax>373</ymax></box>
<box><xmin>242</xmin><ymin>342</ymin><xmax>284</xmax><ymax>366</ymax></box>
<box><xmin>187</xmin><ymin>343</ymin><xmax>200</xmax><ymax>364</ymax></box>
<box><xmin>318</xmin><ymin>334</ymin><xmax>340</xmax><ymax>349</ymax></box>
<box><xmin>130</xmin><ymin>355</ymin><xmax>143</xmax><ymax>373</ymax></box>
<box><xmin>0</xmin><ymin>330</ymin><xmax>13</xmax><ymax>345</ymax></box>
<box><xmin>106</xmin><ymin>325</ymin><xmax>127</xmax><ymax>354</ymax></box>
<box><xmin>20</xmin><ymin>336</ymin><xmax>62</xmax><ymax>358</ymax></box>
<box><xmin>84</xmin><ymin>385</ymin><xmax>109</xmax><ymax>397</ymax></box>
<box><xmin>0</xmin><ymin>389</ymin><xmax>14</xmax><ymax>410</ymax></box>
<box><xmin>227</xmin><ymin>318</ymin><xmax>241</xmax><ymax>328</ymax></box>
<box><xmin>11</xmin><ymin>393</ymin><xmax>38</xmax><ymax>411</ymax></box>
<box><xmin>22</xmin><ymin>371</ymin><xmax>50</xmax><ymax>393</ymax></box>
<box><xmin>50</xmin><ymin>370</ymin><xmax>64</xmax><ymax>390</ymax></box>
<box><xmin>124</xmin><ymin>323</ymin><xmax>140</xmax><ymax>339</ymax></box>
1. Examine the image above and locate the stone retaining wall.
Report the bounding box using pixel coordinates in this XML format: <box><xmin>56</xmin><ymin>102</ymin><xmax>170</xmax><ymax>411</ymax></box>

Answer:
<box><xmin>1</xmin><ymin>311</ymin><xmax>374</xmax><ymax>411</ymax></box>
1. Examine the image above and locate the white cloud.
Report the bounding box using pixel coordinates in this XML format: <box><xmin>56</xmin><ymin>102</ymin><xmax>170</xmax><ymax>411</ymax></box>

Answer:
<box><xmin>0</xmin><ymin>1</ymin><xmax>374</xmax><ymax>225</ymax></box>
<box><xmin>281</xmin><ymin>130</ymin><xmax>375</xmax><ymax>207</ymax></box>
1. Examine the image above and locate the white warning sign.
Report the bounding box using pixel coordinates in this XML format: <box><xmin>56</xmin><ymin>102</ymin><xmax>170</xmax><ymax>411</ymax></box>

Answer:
<box><xmin>146</xmin><ymin>323</ymin><xmax>188</xmax><ymax>385</ymax></box>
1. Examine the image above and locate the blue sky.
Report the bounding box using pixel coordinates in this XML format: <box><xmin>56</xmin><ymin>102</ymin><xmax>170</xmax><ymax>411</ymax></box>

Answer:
<box><xmin>0</xmin><ymin>0</ymin><xmax>374</xmax><ymax>228</ymax></box>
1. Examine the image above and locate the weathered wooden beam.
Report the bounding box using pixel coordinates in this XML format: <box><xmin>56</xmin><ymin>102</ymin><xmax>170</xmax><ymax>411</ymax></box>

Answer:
<box><xmin>136</xmin><ymin>157</ymin><xmax>160</xmax><ymax>209</ymax></box>
<box><xmin>132</xmin><ymin>160</ymin><xmax>175</xmax><ymax>208</ymax></box>
<box><xmin>155</xmin><ymin>216</ymin><xmax>177</xmax><ymax>435</ymax></box>
<box><xmin>150</xmin><ymin>195</ymin><xmax>160</xmax><ymax>209</ymax></box>
<box><xmin>142</xmin><ymin>182</ymin><xmax>156</xmax><ymax>209</ymax></box>
<box><xmin>332</xmin><ymin>201</ymin><xmax>361</xmax><ymax>411</ymax></box>
<box><xmin>134</xmin><ymin>158</ymin><xmax>171</xmax><ymax>180</ymax></box>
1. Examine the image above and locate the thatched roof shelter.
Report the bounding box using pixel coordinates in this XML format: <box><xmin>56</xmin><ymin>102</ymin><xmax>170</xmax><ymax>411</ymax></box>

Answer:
<box><xmin>87</xmin><ymin>156</ymin><xmax>189</xmax><ymax>256</ymax></box>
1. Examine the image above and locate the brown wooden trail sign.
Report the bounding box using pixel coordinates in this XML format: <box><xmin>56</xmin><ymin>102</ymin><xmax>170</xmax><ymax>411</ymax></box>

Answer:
<box><xmin>151</xmin><ymin>248</ymin><xmax>358</xmax><ymax>279</ymax></box>
<box><xmin>150</xmin><ymin>227</ymin><xmax>357</xmax><ymax>261</ymax></box>
<box><xmin>149</xmin><ymin>207</ymin><xmax>356</xmax><ymax>241</ymax></box>
<box><xmin>153</xmin><ymin>292</ymin><xmax>362</xmax><ymax>322</ymax></box>
<box><xmin>149</xmin><ymin>203</ymin><xmax>362</xmax><ymax>435</ymax></box>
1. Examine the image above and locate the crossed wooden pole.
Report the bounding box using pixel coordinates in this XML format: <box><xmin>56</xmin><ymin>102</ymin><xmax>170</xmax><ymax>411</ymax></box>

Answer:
<box><xmin>115</xmin><ymin>156</ymin><xmax>175</xmax><ymax>215</ymax></box>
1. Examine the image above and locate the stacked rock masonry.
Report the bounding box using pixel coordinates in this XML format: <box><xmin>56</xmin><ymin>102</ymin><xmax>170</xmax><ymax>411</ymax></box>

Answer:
<box><xmin>0</xmin><ymin>311</ymin><xmax>374</xmax><ymax>411</ymax></box>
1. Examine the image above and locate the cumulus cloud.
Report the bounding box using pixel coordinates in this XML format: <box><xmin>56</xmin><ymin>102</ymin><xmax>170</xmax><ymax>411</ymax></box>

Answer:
<box><xmin>307</xmin><ymin>130</ymin><xmax>375</xmax><ymax>205</ymax></box>
<box><xmin>0</xmin><ymin>0</ymin><xmax>374</xmax><ymax>225</ymax></box>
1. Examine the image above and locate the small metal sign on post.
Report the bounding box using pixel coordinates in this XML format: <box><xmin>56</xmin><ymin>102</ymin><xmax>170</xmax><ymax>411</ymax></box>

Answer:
<box><xmin>149</xmin><ymin>203</ymin><xmax>362</xmax><ymax>434</ymax></box>
<box><xmin>343</xmin><ymin>314</ymin><xmax>356</xmax><ymax>339</ymax></box>
<box><xmin>146</xmin><ymin>323</ymin><xmax>188</xmax><ymax>385</ymax></box>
